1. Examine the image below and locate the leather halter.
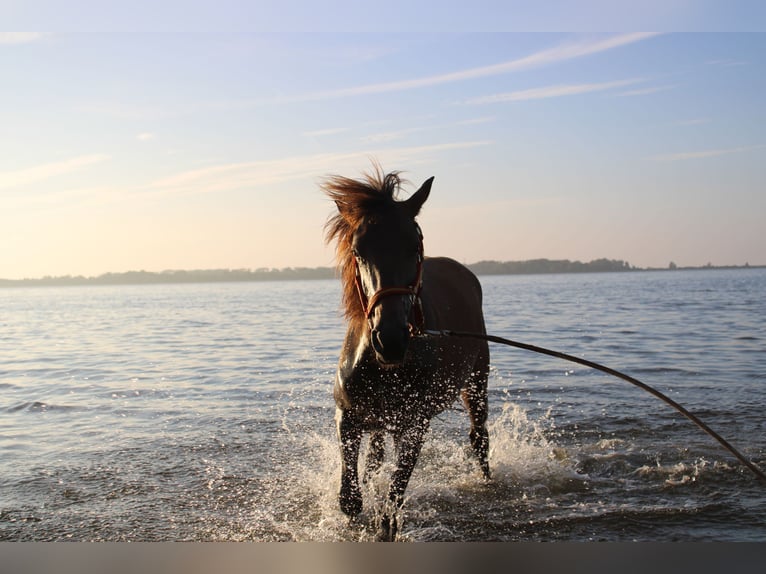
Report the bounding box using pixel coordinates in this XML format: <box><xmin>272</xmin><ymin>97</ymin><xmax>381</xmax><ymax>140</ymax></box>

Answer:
<box><xmin>353</xmin><ymin>224</ymin><xmax>425</xmax><ymax>336</ymax></box>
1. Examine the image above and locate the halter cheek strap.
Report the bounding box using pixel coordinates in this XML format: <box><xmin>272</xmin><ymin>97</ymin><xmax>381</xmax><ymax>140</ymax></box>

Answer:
<box><xmin>353</xmin><ymin>226</ymin><xmax>425</xmax><ymax>335</ymax></box>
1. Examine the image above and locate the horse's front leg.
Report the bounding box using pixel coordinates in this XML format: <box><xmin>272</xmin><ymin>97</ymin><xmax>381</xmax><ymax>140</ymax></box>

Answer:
<box><xmin>336</xmin><ymin>408</ymin><xmax>363</xmax><ymax>517</ymax></box>
<box><xmin>377</xmin><ymin>421</ymin><xmax>428</xmax><ymax>541</ymax></box>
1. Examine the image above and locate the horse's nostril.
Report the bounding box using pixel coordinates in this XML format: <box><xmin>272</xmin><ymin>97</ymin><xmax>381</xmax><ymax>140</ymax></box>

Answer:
<box><xmin>370</xmin><ymin>326</ymin><xmax>409</xmax><ymax>364</ymax></box>
<box><xmin>371</xmin><ymin>329</ymin><xmax>384</xmax><ymax>355</ymax></box>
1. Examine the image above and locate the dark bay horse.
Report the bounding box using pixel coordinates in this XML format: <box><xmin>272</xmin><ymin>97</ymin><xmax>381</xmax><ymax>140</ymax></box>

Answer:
<box><xmin>322</xmin><ymin>167</ymin><xmax>490</xmax><ymax>540</ymax></box>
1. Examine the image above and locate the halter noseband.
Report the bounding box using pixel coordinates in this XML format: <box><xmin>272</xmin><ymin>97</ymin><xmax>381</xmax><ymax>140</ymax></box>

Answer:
<box><xmin>353</xmin><ymin>224</ymin><xmax>425</xmax><ymax>336</ymax></box>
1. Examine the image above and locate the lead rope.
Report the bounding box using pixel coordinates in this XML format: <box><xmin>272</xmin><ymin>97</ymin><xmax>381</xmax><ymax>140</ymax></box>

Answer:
<box><xmin>422</xmin><ymin>328</ymin><xmax>766</xmax><ymax>483</ymax></box>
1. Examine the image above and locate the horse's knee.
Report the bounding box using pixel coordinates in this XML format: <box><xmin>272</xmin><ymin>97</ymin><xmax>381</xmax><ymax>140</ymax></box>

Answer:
<box><xmin>363</xmin><ymin>432</ymin><xmax>386</xmax><ymax>483</ymax></box>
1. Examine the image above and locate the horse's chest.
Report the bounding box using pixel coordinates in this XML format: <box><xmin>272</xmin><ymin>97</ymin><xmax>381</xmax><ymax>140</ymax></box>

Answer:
<box><xmin>337</xmin><ymin>362</ymin><xmax>462</xmax><ymax>430</ymax></box>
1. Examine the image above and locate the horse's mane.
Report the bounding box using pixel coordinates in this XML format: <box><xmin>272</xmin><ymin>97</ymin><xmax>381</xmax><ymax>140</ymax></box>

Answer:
<box><xmin>322</xmin><ymin>165</ymin><xmax>406</xmax><ymax>321</ymax></box>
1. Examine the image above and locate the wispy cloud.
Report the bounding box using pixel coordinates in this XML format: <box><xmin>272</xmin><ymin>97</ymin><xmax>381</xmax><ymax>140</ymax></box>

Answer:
<box><xmin>616</xmin><ymin>84</ymin><xmax>676</xmax><ymax>97</ymax></box>
<box><xmin>0</xmin><ymin>154</ymin><xmax>110</xmax><ymax>189</ymax></box>
<box><xmin>0</xmin><ymin>32</ymin><xmax>46</xmax><ymax>45</ymax></box>
<box><xmin>265</xmin><ymin>33</ymin><xmax>658</xmax><ymax>104</ymax></box>
<box><xmin>302</xmin><ymin>127</ymin><xmax>352</xmax><ymax>138</ymax></box>
<box><xmin>648</xmin><ymin>145</ymin><xmax>763</xmax><ymax>162</ymax></box>
<box><xmin>455</xmin><ymin>117</ymin><xmax>496</xmax><ymax>126</ymax></box>
<box><xmin>464</xmin><ymin>78</ymin><xmax>643</xmax><ymax>105</ymax></box>
<box><xmin>361</xmin><ymin>127</ymin><xmax>428</xmax><ymax>144</ymax></box>
<box><xmin>136</xmin><ymin>132</ymin><xmax>156</xmax><ymax>141</ymax></box>
<box><xmin>147</xmin><ymin>142</ymin><xmax>492</xmax><ymax>197</ymax></box>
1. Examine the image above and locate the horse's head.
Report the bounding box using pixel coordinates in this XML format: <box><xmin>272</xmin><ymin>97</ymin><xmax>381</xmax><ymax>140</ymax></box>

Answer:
<box><xmin>324</xmin><ymin>169</ymin><xmax>433</xmax><ymax>366</ymax></box>
<box><xmin>351</xmin><ymin>178</ymin><xmax>431</xmax><ymax>365</ymax></box>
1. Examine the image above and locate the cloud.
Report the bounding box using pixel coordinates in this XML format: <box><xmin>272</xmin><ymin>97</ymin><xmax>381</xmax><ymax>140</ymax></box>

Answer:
<box><xmin>455</xmin><ymin>117</ymin><xmax>496</xmax><ymax>126</ymax></box>
<box><xmin>361</xmin><ymin>127</ymin><xmax>428</xmax><ymax>144</ymax></box>
<box><xmin>147</xmin><ymin>141</ymin><xmax>492</xmax><ymax>197</ymax></box>
<box><xmin>648</xmin><ymin>145</ymin><xmax>764</xmax><ymax>162</ymax></box>
<box><xmin>136</xmin><ymin>132</ymin><xmax>156</xmax><ymax>141</ymax></box>
<box><xmin>263</xmin><ymin>33</ymin><xmax>659</xmax><ymax>104</ymax></box>
<box><xmin>302</xmin><ymin>127</ymin><xmax>352</xmax><ymax>137</ymax></box>
<box><xmin>464</xmin><ymin>78</ymin><xmax>643</xmax><ymax>105</ymax></box>
<box><xmin>616</xmin><ymin>84</ymin><xmax>676</xmax><ymax>97</ymax></box>
<box><xmin>0</xmin><ymin>32</ymin><xmax>45</xmax><ymax>45</ymax></box>
<box><xmin>0</xmin><ymin>154</ymin><xmax>110</xmax><ymax>189</ymax></box>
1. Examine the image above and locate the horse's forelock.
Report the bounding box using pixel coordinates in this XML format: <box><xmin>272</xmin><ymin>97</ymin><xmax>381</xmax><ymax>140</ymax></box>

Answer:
<box><xmin>322</xmin><ymin>166</ymin><xmax>406</xmax><ymax>320</ymax></box>
<box><xmin>322</xmin><ymin>168</ymin><xmax>405</xmax><ymax>242</ymax></box>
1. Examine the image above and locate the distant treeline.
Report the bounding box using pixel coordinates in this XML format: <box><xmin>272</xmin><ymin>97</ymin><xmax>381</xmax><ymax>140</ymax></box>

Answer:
<box><xmin>469</xmin><ymin>258</ymin><xmax>634</xmax><ymax>275</ymax></box>
<box><xmin>1</xmin><ymin>258</ymin><xmax>761</xmax><ymax>287</ymax></box>
<box><xmin>0</xmin><ymin>267</ymin><xmax>336</xmax><ymax>287</ymax></box>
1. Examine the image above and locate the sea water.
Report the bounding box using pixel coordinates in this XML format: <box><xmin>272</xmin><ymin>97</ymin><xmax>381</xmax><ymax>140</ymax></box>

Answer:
<box><xmin>1</xmin><ymin>269</ymin><xmax>765</xmax><ymax>541</ymax></box>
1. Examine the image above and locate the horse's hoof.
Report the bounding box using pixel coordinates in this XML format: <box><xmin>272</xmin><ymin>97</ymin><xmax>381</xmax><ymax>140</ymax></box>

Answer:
<box><xmin>375</xmin><ymin>514</ymin><xmax>398</xmax><ymax>542</ymax></box>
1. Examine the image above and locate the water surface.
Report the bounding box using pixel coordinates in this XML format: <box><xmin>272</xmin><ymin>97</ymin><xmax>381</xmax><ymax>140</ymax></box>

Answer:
<box><xmin>2</xmin><ymin>269</ymin><xmax>764</xmax><ymax>541</ymax></box>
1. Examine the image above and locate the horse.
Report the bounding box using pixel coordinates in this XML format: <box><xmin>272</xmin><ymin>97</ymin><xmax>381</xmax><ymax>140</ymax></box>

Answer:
<box><xmin>322</xmin><ymin>166</ymin><xmax>490</xmax><ymax>541</ymax></box>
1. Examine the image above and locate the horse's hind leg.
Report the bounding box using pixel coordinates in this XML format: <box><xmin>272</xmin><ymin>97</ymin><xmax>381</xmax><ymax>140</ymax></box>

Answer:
<box><xmin>363</xmin><ymin>431</ymin><xmax>385</xmax><ymax>483</ymax></box>
<box><xmin>462</xmin><ymin>345</ymin><xmax>491</xmax><ymax>479</ymax></box>
<box><xmin>463</xmin><ymin>384</ymin><xmax>490</xmax><ymax>479</ymax></box>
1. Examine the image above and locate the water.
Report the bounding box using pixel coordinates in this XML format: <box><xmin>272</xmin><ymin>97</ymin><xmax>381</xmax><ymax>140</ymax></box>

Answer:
<box><xmin>1</xmin><ymin>269</ymin><xmax>765</xmax><ymax>541</ymax></box>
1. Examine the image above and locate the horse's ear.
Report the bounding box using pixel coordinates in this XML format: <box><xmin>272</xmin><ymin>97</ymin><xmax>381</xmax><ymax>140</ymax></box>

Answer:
<box><xmin>406</xmin><ymin>176</ymin><xmax>433</xmax><ymax>217</ymax></box>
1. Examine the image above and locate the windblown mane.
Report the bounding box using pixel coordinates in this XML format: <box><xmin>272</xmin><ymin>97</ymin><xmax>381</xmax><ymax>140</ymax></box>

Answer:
<box><xmin>322</xmin><ymin>165</ymin><xmax>406</xmax><ymax>321</ymax></box>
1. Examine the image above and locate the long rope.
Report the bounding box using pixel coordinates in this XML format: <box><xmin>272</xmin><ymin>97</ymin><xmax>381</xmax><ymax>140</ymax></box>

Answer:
<box><xmin>422</xmin><ymin>328</ymin><xmax>766</xmax><ymax>483</ymax></box>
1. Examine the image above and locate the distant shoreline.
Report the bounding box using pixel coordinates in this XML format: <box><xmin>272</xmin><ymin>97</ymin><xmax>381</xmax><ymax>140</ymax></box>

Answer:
<box><xmin>1</xmin><ymin>258</ymin><xmax>763</xmax><ymax>288</ymax></box>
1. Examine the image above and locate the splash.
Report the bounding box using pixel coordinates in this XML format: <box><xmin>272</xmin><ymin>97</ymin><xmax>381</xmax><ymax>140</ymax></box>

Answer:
<box><xmin>487</xmin><ymin>403</ymin><xmax>581</xmax><ymax>488</ymax></box>
<box><xmin>265</xmin><ymin>401</ymin><xmax>584</xmax><ymax>541</ymax></box>
<box><xmin>635</xmin><ymin>458</ymin><xmax>733</xmax><ymax>486</ymax></box>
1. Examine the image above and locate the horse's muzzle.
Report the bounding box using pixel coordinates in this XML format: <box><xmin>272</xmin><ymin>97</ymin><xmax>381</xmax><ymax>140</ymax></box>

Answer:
<box><xmin>370</xmin><ymin>325</ymin><xmax>410</xmax><ymax>366</ymax></box>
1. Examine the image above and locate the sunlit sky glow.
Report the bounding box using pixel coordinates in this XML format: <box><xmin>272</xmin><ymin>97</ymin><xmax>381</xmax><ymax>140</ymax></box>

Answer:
<box><xmin>1</xmin><ymin>20</ymin><xmax>765</xmax><ymax>278</ymax></box>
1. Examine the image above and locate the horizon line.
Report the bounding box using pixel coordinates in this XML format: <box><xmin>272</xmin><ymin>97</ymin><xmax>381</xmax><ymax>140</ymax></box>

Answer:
<box><xmin>2</xmin><ymin>259</ymin><xmax>764</xmax><ymax>284</ymax></box>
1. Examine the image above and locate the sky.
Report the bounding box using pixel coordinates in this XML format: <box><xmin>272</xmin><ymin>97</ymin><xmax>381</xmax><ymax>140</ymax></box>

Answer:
<box><xmin>1</xmin><ymin>20</ymin><xmax>765</xmax><ymax>278</ymax></box>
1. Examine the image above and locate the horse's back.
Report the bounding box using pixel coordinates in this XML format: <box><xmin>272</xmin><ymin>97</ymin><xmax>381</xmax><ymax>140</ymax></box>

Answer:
<box><xmin>422</xmin><ymin>257</ymin><xmax>486</xmax><ymax>333</ymax></box>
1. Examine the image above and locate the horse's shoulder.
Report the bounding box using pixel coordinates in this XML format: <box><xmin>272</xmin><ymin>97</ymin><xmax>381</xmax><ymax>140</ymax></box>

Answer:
<box><xmin>335</xmin><ymin>321</ymin><xmax>374</xmax><ymax>388</ymax></box>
